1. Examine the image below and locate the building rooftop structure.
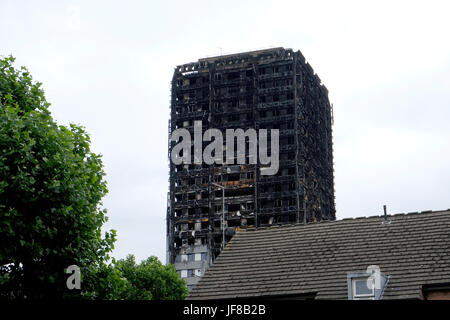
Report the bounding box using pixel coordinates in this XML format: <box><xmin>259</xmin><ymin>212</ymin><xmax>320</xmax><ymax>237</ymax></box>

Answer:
<box><xmin>188</xmin><ymin>209</ymin><xmax>450</xmax><ymax>300</ymax></box>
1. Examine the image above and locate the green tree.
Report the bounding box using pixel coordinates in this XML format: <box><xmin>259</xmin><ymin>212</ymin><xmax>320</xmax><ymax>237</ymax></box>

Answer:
<box><xmin>115</xmin><ymin>255</ymin><xmax>188</xmax><ymax>300</ymax></box>
<box><xmin>0</xmin><ymin>56</ymin><xmax>117</xmax><ymax>299</ymax></box>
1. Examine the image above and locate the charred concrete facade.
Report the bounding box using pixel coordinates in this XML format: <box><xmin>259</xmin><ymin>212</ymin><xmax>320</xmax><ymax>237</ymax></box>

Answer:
<box><xmin>167</xmin><ymin>48</ymin><xmax>335</xmax><ymax>290</ymax></box>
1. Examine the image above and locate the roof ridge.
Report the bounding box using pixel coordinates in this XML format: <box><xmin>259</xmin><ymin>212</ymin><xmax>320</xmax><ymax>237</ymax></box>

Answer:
<box><xmin>236</xmin><ymin>209</ymin><xmax>449</xmax><ymax>233</ymax></box>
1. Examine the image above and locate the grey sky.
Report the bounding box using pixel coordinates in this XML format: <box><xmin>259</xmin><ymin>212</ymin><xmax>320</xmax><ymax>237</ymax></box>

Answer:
<box><xmin>2</xmin><ymin>0</ymin><xmax>449</xmax><ymax>263</ymax></box>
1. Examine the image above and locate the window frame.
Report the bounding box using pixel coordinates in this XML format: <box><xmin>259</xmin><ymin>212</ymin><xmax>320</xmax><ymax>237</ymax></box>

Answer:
<box><xmin>352</xmin><ymin>277</ymin><xmax>376</xmax><ymax>299</ymax></box>
<box><xmin>347</xmin><ymin>270</ymin><xmax>388</xmax><ymax>300</ymax></box>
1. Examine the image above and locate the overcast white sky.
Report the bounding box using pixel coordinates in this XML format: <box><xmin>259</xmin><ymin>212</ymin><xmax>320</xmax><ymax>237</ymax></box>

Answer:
<box><xmin>2</xmin><ymin>0</ymin><xmax>450</xmax><ymax>263</ymax></box>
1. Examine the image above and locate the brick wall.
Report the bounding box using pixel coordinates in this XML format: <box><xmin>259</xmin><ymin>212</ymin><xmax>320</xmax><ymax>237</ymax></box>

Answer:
<box><xmin>423</xmin><ymin>290</ymin><xmax>450</xmax><ymax>300</ymax></box>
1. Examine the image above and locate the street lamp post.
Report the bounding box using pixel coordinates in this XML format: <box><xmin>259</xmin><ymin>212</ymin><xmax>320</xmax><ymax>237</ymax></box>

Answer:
<box><xmin>212</xmin><ymin>182</ymin><xmax>226</xmax><ymax>250</ymax></box>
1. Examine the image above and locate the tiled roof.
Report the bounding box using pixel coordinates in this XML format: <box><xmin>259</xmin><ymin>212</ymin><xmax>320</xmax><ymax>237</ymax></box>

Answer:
<box><xmin>188</xmin><ymin>210</ymin><xmax>450</xmax><ymax>300</ymax></box>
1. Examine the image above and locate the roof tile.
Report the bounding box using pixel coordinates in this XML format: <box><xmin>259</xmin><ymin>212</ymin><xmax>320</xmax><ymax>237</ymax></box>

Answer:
<box><xmin>188</xmin><ymin>210</ymin><xmax>450</xmax><ymax>300</ymax></box>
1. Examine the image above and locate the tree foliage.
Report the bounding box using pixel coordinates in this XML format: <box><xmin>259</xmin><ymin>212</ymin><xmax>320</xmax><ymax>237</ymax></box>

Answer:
<box><xmin>0</xmin><ymin>56</ymin><xmax>116</xmax><ymax>299</ymax></box>
<box><xmin>0</xmin><ymin>56</ymin><xmax>187</xmax><ymax>300</ymax></box>
<box><xmin>115</xmin><ymin>255</ymin><xmax>188</xmax><ymax>300</ymax></box>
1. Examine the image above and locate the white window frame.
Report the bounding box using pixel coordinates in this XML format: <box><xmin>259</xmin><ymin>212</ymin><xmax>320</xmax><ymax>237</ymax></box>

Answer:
<box><xmin>352</xmin><ymin>277</ymin><xmax>375</xmax><ymax>300</ymax></box>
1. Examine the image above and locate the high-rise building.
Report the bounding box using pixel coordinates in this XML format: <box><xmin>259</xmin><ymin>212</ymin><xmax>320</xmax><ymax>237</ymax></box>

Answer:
<box><xmin>167</xmin><ymin>47</ymin><xmax>335</xmax><ymax>290</ymax></box>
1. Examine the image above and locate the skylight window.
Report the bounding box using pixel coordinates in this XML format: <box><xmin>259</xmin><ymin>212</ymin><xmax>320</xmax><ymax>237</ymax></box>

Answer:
<box><xmin>347</xmin><ymin>266</ymin><xmax>389</xmax><ymax>300</ymax></box>
<box><xmin>352</xmin><ymin>277</ymin><xmax>375</xmax><ymax>299</ymax></box>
